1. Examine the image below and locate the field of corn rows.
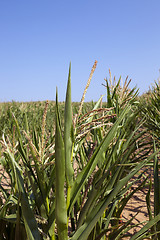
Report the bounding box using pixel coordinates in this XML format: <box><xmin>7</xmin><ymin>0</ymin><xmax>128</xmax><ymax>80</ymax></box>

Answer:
<box><xmin>1</xmin><ymin>62</ymin><xmax>160</xmax><ymax>239</ymax></box>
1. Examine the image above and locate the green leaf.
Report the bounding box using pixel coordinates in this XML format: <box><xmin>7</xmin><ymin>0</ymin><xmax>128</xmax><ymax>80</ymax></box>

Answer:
<box><xmin>55</xmin><ymin>89</ymin><xmax>68</xmax><ymax>240</ymax></box>
<box><xmin>64</xmin><ymin>63</ymin><xmax>74</xmax><ymax>188</ymax></box>
<box><xmin>16</xmin><ymin>168</ymin><xmax>41</xmax><ymax>240</ymax></box>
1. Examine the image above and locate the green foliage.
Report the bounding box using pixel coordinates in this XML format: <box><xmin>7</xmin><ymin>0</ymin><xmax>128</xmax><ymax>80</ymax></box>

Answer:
<box><xmin>0</xmin><ymin>65</ymin><xmax>160</xmax><ymax>239</ymax></box>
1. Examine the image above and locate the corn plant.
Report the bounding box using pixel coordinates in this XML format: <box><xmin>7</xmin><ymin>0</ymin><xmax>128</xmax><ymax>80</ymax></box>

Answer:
<box><xmin>0</xmin><ymin>63</ymin><xmax>160</xmax><ymax>239</ymax></box>
<box><xmin>103</xmin><ymin>70</ymin><xmax>138</xmax><ymax>116</ymax></box>
<box><xmin>139</xmin><ymin>80</ymin><xmax>160</xmax><ymax>141</ymax></box>
<box><xmin>54</xmin><ymin>64</ymin><xmax>160</xmax><ymax>239</ymax></box>
<box><xmin>136</xmin><ymin>81</ymin><xmax>160</xmax><ymax>240</ymax></box>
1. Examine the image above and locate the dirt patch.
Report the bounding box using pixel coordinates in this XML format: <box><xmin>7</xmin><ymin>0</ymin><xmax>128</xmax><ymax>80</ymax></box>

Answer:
<box><xmin>122</xmin><ymin>167</ymin><xmax>154</xmax><ymax>239</ymax></box>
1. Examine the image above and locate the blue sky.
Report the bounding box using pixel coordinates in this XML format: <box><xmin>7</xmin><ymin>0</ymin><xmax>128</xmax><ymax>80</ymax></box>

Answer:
<box><xmin>0</xmin><ymin>1</ymin><xmax>160</xmax><ymax>102</ymax></box>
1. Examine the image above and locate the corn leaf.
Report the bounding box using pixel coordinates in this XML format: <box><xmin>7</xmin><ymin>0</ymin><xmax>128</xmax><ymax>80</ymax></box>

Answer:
<box><xmin>64</xmin><ymin>63</ymin><xmax>74</xmax><ymax>188</ymax></box>
<box><xmin>55</xmin><ymin>89</ymin><xmax>68</xmax><ymax>240</ymax></box>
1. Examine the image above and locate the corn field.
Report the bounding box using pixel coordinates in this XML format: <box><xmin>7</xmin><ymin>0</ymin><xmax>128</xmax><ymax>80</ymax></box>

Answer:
<box><xmin>0</xmin><ymin>62</ymin><xmax>160</xmax><ymax>239</ymax></box>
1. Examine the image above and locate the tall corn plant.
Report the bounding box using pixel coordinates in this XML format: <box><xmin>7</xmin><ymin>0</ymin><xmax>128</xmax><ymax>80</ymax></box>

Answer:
<box><xmin>0</xmin><ymin>63</ymin><xmax>159</xmax><ymax>239</ymax></box>
<box><xmin>138</xmin><ymin>81</ymin><xmax>160</xmax><ymax>239</ymax></box>
<box><xmin>103</xmin><ymin>70</ymin><xmax>138</xmax><ymax>116</ymax></box>
<box><xmin>55</xmin><ymin>64</ymin><xmax>157</xmax><ymax>239</ymax></box>
<box><xmin>141</xmin><ymin>80</ymin><xmax>160</xmax><ymax>140</ymax></box>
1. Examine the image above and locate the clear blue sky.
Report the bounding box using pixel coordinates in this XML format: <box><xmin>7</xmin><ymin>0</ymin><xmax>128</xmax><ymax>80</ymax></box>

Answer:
<box><xmin>0</xmin><ymin>0</ymin><xmax>160</xmax><ymax>102</ymax></box>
